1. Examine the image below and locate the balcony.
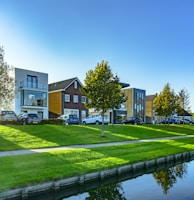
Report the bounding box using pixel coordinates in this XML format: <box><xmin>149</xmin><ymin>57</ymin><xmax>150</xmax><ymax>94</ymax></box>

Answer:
<box><xmin>18</xmin><ymin>81</ymin><xmax>48</xmax><ymax>90</ymax></box>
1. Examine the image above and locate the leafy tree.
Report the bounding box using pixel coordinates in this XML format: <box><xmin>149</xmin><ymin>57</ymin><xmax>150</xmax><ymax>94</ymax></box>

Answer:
<box><xmin>176</xmin><ymin>88</ymin><xmax>190</xmax><ymax>116</ymax></box>
<box><xmin>81</xmin><ymin>60</ymin><xmax>126</xmax><ymax>136</ymax></box>
<box><xmin>109</xmin><ymin>75</ymin><xmax>127</xmax><ymax>125</ymax></box>
<box><xmin>0</xmin><ymin>46</ymin><xmax>14</xmax><ymax>109</ymax></box>
<box><xmin>153</xmin><ymin>83</ymin><xmax>177</xmax><ymax>120</ymax></box>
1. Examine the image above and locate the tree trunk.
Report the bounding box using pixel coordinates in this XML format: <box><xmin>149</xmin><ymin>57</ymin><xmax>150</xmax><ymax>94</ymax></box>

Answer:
<box><xmin>111</xmin><ymin>110</ymin><xmax>114</xmax><ymax>126</ymax></box>
<box><xmin>101</xmin><ymin>113</ymin><xmax>105</xmax><ymax>137</ymax></box>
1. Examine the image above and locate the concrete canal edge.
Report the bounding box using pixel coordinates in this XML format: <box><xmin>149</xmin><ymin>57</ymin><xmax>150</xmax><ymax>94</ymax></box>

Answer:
<box><xmin>1</xmin><ymin>150</ymin><xmax>194</xmax><ymax>200</ymax></box>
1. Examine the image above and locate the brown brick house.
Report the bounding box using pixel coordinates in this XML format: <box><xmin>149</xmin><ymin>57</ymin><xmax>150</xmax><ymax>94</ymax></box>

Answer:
<box><xmin>48</xmin><ymin>77</ymin><xmax>88</xmax><ymax>121</ymax></box>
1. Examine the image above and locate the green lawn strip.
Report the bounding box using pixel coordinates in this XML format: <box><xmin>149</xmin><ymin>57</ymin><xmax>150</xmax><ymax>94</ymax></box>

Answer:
<box><xmin>0</xmin><ymin>124</ymin><xmax>194</xmax><ymax>151</ymax></box>
<box><xmin>1</xmin><ymin>137</ymin><xmax>194</xmax><ymax>192</ymax></box>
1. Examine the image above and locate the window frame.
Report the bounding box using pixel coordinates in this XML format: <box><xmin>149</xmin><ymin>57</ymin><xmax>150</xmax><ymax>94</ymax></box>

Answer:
<box><xmin>74</xmin><ymin>81</ymin><xmax>78</xmax><ymax>89</ymax></box>
<box><xmin>81</xmin><ymin>96</ymin><xmax>86</xmax><ymax>103</ymax></box>
<box><xmin>73</xmin><ymin>95</ymin><xmax>79</xmax><ymax>103</ymax></box>
<box><xmin>65</xmin><ymin>94</ymin><xmax>70</xmax><ymax>102</ymax></box>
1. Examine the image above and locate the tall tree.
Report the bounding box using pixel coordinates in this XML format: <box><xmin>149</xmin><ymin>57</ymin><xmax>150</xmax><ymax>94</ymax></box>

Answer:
<box><xmin>81</xmin><ymin>60</ymin><xmax>126</xmax><ymax>136</ymax></box>
<box><xmin>0</xmin><ymin>46</ymin><xmax>14</xmax><ymax>109</ymax></box>
<box><xmin>176</xmin><ymin>88</ymin><xmax>190</xmax><ymax>116</ymax></box>
<box><xmin>153</xmin><ymin>83</ymin><xmax>177</xmax><ymax>120</ymax></box>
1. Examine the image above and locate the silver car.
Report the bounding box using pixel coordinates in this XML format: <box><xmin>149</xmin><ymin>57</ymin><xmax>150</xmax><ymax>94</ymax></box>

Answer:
<box><xmin>0</xmin><ymin>110</ymin><xmax>18</xmax><ymax>122</ymax></box>
<box><xmin>82</xmin><ymin>114</ymin><xmax>110</xmax><ymax>125</ymax></box>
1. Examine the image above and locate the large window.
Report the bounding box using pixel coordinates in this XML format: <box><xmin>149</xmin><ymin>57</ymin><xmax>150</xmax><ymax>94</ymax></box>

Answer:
<box><xmin>21</xmin><ymin>90</ymin><xmax>47</xmax><ymax>107</ymax></box>
<box><xmin>81</xmin><ymin>110</ymin><xmax>86</xmax><ymax>119</ymax></box>
<box><xmin>134</xmin><ymin>90</ymin><xmax>145</xmax><ymax>119</ymax></box>
<box><xmin>27</xmin><ymin>75</ymin><xmax>38</xmax><ymax>88</ymax></box>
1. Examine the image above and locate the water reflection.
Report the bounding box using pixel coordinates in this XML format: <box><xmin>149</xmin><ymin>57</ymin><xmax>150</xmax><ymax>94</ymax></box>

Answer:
<box><xmin>65</xmin><ymin>160</ymin><xmax>194</xmax><ymax>200</ymax></box>
<box><xmin>153</xmin><ymin>163</ymin><xmax>187</xmax><ymax>194</ymax></box>
<box><xmin>85</xmin><ymin>183</ymin><xmax>126</xmax><ymax>200</ymax></box>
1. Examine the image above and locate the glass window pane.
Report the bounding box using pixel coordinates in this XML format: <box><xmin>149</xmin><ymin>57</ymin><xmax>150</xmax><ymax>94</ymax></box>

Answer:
<box><xmin>65</xmin><ymin>94</ymin><xmax>70</xmax><ymax>102</ymax></box>
<box><xmin>73</xmin><ymin>95</ymin><xmax>78</xmax><ymax>103</ymax></box>
<box><xmin>23</xmin><ymin>90</ymin><xmax>47</xmax><ymax>107</ymax></box>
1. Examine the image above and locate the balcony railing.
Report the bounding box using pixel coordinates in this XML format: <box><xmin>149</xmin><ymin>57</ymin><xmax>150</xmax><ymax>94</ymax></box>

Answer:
<box><xmin>18</xmin><ymin>81</ymin><xmax>48</xmax><ymax>90</ymax></box>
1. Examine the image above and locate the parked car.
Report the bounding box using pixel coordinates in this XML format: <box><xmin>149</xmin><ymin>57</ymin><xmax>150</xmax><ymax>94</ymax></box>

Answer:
<box><xmin>57</xmin><ymin>115</ymin><xmax>68</xmax><ymax>122</ymax></box>
<box><xmin>0</xmin><ymin>110</ymin><xmax>18</xmax><ymax>122</ymax></box>
<box><xmin>182</xmin><ymin>119</ymin><xmax>194</xmax><ymax>124</ymax></box>
<box><xmin>65</xmin><ymin>114</ymin><xmax>80</xmax><ymax>125</ymax></box>
<box><xmin>159</xmin><ymin>118</ymin><xmax>178</xmax><ymax>124</ymax></box>
<box><xmin>121</xmin><ymin>117</ymin><xmax>143</xmax><ymax>125</ymax></box>
<box><xmin>82</xmin><ymin>114</ymin><xmax>110</xmax><ymax>125</ymax></box>
<box><xmin>176</xmin><ymin>119</ymin><xmax>184</xmax><ymax>124</ymax></box>
<box><xmin>18</xmin><ymin>113</ymin><xmax>41</xmax><ymax>125</ymax></box>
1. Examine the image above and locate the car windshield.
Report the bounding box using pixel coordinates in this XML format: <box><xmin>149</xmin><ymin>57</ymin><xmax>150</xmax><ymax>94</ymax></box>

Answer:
<box><xmin>69</xmin><ymin>115</ymin><xmax>78</xmax><ymax>119</ymax></box>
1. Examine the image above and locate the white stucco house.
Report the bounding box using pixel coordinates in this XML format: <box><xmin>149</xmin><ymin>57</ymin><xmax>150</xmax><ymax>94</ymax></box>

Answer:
<box><xmin>11</xmin><ymin>68</ymin><xmax>48</xmax><ymax>119</ymax></box>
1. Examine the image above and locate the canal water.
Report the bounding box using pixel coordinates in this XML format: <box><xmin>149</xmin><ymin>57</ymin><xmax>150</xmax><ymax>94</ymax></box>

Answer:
<box><xmin>64</xmin><ymin>159</ymin><xmax>194</xmax><ymax>200</ymax></box>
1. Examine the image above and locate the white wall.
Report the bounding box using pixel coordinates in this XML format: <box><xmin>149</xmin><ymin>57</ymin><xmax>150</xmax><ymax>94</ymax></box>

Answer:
<box><xmin>13</xmin><ymin>68</ymin><xmax>48</xmax><ymax>118</ymax></box>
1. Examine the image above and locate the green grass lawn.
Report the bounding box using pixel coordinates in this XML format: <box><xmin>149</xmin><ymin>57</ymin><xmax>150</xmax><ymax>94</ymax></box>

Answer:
<box><xmin>0</xmin><ymin>124</ymin><xmax>194</xmax><ymax>192</ymax></box>
<box><xmin>0</xmin><ymin>124</ymin><xmax>194</xmax><ymax>151</ymax></box>
<box><xmin>1</xmin><ymin>137</ymin><xmax>194</xmax><ymax>192</ymax></box>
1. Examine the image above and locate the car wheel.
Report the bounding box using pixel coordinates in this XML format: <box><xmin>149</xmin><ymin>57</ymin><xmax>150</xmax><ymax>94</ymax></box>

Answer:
<box><xmin>83</xmin><ymin>121</ymin><xmax>86</xmax><ymax>125</ymax></box>
<box><xmin>96</xmin><ymin>121</ymin><xmax>100</xmax><ymax>125</ymax></box>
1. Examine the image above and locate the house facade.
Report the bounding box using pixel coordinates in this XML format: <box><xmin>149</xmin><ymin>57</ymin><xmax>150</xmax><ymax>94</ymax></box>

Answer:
<box><xmin>122</xmin><ymin>87</ymin><xmax>146</xmax><ymax>123</ymax></box>
<box><xmin>48</xmin><ymin>77</ymin><xmax>88</xmax><ymax>121</ymax></box>
<box><xmin>13</xmin><ymin>68</ymin><xmax>48</xmax><ymax>118</ymax></box>
<box><xmin>146</xmin><ymin>95</ymin><xmax>156</xmax><ymax>124</ymax></box>
<box><xmin>109</xmin><ymin>84</ymin><xmax>146</xmax><ymax>124</ymax></box>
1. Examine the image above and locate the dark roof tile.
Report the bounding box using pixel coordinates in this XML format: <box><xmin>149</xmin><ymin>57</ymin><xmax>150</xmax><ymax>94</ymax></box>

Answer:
<box><xmin>49</xmin><ymin>77</ymin><xmax>79</xmax><ymax>91</ymax></box>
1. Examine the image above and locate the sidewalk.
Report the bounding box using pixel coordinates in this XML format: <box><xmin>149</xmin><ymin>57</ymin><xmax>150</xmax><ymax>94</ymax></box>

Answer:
<box><xmin>1</xmin><ymin>135</ymin><xmax>194</xmax><ymax>157</ymax></box>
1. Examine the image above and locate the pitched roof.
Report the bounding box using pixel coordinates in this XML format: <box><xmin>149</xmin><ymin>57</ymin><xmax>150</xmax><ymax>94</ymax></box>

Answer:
<box><xmin>49</xmin><ymin>77</ymin><xmax>82</xmax><ymax>92</ymax></box>
<box><xmin>177</xmin><ymin>109</ymin><xmax>192</xmax><ymax>116</ymax></box>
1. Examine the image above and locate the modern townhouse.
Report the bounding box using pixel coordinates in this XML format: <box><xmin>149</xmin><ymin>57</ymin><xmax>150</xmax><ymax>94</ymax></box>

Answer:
<box><xmin>122</xmin><ymin>87</ymin><xmax>146</xmax><ymax>123</ymax></box>
<box><xmin>108</xmin><ymin>83</ymin><xmax>146</xmax><ymax>124</ymax></box>
<box><xmin>48</xmin><ymin>77</ymin><xmax>88</xmax><ymax>121</ymax></box>
<box><xmin>12</xmin><ymin>68</ymin><xmax>48</xmax><ymax>119</ymax></box>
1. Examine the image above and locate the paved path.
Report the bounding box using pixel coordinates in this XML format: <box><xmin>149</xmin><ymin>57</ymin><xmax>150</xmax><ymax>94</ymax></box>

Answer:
<box><xmin>1</xmin><ymin>135</ymin><xmax>194</xmax><ymax>157</ymax></box>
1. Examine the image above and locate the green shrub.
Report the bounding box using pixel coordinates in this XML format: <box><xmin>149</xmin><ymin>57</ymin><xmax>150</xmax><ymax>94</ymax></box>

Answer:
<box><xmin>0</xmin><ymin>120</ymin><xmax>19</xmax><ymax>125</ymax></box>
<box><xmin>41</xmin><ymin>118</ymin><xmax>64</xmax><ymax>125</ymax></box>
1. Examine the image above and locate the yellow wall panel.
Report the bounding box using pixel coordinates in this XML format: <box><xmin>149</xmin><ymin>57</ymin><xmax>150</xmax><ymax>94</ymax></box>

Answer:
<box><xmin>49</xmin><ymin>92</ymin><xmax>62</xmax><ymax>115</ymax></box>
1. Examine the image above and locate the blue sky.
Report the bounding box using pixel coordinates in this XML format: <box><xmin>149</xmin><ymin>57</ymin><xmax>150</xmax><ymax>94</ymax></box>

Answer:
<box><xmin>0</xmin><ymin>0</ymin><xmax>194</xmax><ymax>111</ymax></box>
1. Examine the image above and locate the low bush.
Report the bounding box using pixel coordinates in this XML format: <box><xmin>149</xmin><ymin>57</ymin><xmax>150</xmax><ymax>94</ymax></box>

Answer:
<box><xmin>41</xmin><ymin>118</ymin><xmax>64</xmax><ymax>124</ymax></box>
<box><xmin>0</xmin><ymin>120</ymin><xmax>19</xmax><ymax>125</ymax></box>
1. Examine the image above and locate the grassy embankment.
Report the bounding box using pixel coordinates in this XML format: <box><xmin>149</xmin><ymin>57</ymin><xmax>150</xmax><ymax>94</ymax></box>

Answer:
<box><xmin>0</xmin><ymin>124</ymin><xmax>194</xmax><ymax>192</ymax></box>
